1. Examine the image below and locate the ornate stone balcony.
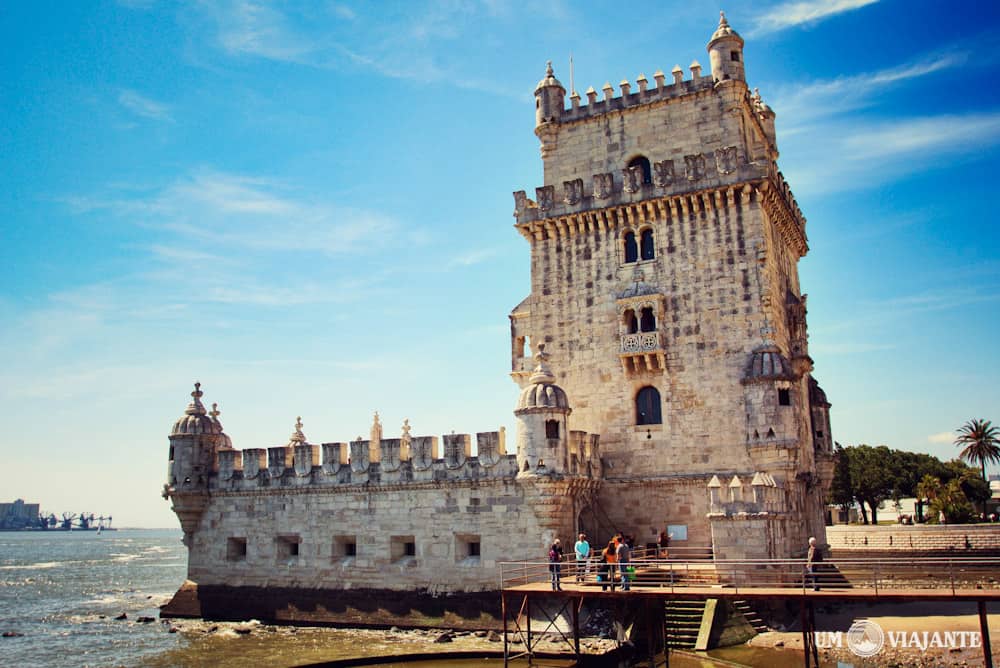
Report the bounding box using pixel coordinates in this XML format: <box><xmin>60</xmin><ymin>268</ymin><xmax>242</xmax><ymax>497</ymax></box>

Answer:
<box><xmin>619</xmin><ymin>332</ymin><xmax>665</xmax><ymax>375</ymax></box>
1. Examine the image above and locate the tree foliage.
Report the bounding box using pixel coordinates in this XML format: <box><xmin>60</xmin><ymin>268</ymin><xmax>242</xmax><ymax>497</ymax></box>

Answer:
<box><xmin>955</xmin><ymin>418</ymin><xmax>1000</xmax><ymax>481</ymax></box>
<box><xmin>829</xmin><ymin>444</ymin><xmax>992</xmax><ymax>525</ymax></box>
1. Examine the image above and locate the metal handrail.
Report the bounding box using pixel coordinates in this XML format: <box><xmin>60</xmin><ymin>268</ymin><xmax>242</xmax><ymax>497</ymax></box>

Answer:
<box><xmin>499</xmin><ymin>556</ymin><xmax>1000</xmax><ymax>593</ymax></box>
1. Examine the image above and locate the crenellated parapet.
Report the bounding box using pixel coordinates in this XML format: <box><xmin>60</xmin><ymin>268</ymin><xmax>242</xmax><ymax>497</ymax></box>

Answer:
<box><xmin>513</xmin><ymin>154</ymin><xmax>767</xmax><ymax>227</ymax></box>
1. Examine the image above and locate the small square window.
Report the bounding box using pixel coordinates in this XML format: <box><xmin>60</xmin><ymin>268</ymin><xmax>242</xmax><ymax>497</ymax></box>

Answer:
<box><xmin>455</xmin><ymin>534</ymin><xmax>482</xmax><ymax>563</ymax></box>
<box><xmin>391</xmin><ymin>535</ymin><xmax>416</xmax><ymax>562</ymax></box>
<box><xmin>730</xmin><ymin>51</ymin><xmax>740</xmax><ymax>62</ymax></box>
<box><xmin>468</xmin><ymin>541</ymin><xmax>481</xmax><ymax>557</ymax></box>
<box><xmin>227</xmin><ymin>537</ymin><xmax>247</xmax><ymax>562</ymax></box>
<box><xmin>276</xmin><ymin>535</ymin><xmax>301</xmax><ymax>562</ymax></box>
<box><xmin>545</xmin><ymin>420</ymin><xmax>560</xmax><ymax>439</ymax></box>
<box><xmin>333</xmin><ymin>535</ymin><xmax>357</xmax><ymax>560</ymax></box>
<box><xmin>778</xmin><ymin>389</ymin><xmax>791</xmax><ymax>406</ymax></box>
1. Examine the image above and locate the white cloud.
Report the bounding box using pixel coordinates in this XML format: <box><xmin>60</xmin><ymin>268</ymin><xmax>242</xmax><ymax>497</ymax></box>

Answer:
<box><xmin>770</xmin><ymin>52</ymin><xmax>966</xmax><ymax>124</ymax></box>
<box><xmin>118</xmin><ymin>89</ymin><xmax>174</xmax><ymax>122</ymax></box>
<box><xmin>749</xmin><ymin>0</ymin><xmax>880</xmax><ymax>36</ymax></box>
<box><xmin>928</xmin><ymin>431</ymin><xmax>956</xmax><ymax>444</ymax></box>
<box><xmin>449</xmin><ymin>248</ymin><xmax>497</xmax><ymax>267</ymax></box>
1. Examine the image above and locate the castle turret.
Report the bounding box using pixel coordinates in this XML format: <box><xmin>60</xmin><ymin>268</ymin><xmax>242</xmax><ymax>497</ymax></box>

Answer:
<box><xmin>707</xmin><ymin>11</ymin><xmax>745</xmax><ymax>84</ymax></box>
<box><xmin>534</xmin><ymin>61</ymin><xmax>565</xmax><ymax>128</ymax></box>
<box><xmin>515</xmin><ymin>344</ymin><xmax>571</xmax><ymax>476</ymax></box>
<box><xmin>165</xmin><ymin>382</ymin><xmax>225</xmax><ymax>545</ymax></box>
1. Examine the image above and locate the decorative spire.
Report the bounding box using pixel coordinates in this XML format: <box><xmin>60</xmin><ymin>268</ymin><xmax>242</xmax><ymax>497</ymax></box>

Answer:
<box><xmin>210</xmin><ymin>403</ymin><xmax>220</xmax><ymax>419</ymax></box>
<box><xmin>370</xmin><ymin>411</ymin><xmax>383</xmax><ymax>444</ymax></box>
<box><xmin>289</xmin><ymin>416</ymin><xmax>306</xmax><ymax>445</ymax></box>
<box><xmin>528</xmin><ymin>343</ymin><xmax>557</xmax><ymax>385</ymax></box>
<box><xmin>719</xmin><ymin>10</ymin><xmax>729</xmax><ymax>29</ymax></box>
<box><xmin>546</xmin><ymin>60</ymin><xmax>553</xmax><ymax>77</ymax></box>
<box><xmin>185</xmin><ymin>382</ymin><xmax>206</xmax><ymax>416</ymax></box>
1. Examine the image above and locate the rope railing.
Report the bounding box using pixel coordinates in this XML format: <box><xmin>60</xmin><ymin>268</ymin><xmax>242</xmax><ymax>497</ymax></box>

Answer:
<box><xmin>499</xmin><ymin>556</ymin><xmax>1000</xmax><ymax>595</ymax></box>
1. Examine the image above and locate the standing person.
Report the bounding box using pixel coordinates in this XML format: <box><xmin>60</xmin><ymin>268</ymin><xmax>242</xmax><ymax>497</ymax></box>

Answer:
<box><xmin>805</xmin><ymin>536</ymin><xmax>821</xmax><ymax>591</ymax></box>
<box><xmin>658</xmin><ymin>529</ymin><xmax>671</xmax><ymax>558</ymax></box>
<box><xmin>604</xmin><ymin>540</ymin><xmax>618</xmax><ymax>592</ymax></box>
<box><xmin>548</xmin><ymin>538</ymin><xmax>564</xmax><ymax>591</ymax></box>
<box><xmin>574</xmin><ymin>533</ymin><xmax>591</xmax><ymax>583</ymax></box>
<box><xmin>616</xmin><ymin>538</ymin><xmax>632</xmax><ymax>591</ymax></box>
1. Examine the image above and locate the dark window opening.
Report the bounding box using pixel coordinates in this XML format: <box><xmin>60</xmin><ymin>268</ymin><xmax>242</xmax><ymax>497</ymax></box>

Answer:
<box><xmin>778</xmin><ymin>389</ymin><xmax>791</xmax><ymax>406</ymax></box>
<box><xmin>816</xmin><ymin>430</ymin><xmax>824</xmax><ymax>439</ymax></box>
<box><xmin>640</xmin><ymin>229</ymin><xmax>655</xmax><ymax>260</ymax></box>
<box><xmin>168</xmin><ymin>446</ymin><xmax>174</xmax><ymax>461</ymax></box>
<box><xmin>627</xmin><ymin>156</ymin><xmax>652</xmax><ymax>185</ymax></box>
<box><xmin>468</xmin><ymin>541</ymin><xmax>481</xmax><ymax>557</ymax></box>
<box><xmin>730</xmin><ymin>51</ymin><xmax>740</xmax><ymax>62</ymax></box>
<box><xmin>624</xmin><ymin>231</ymin><xmax>638</xmax><ymax>263</ymax></box>
<box><xmin>404</xmin><ymin>541</ymin><xmax>416</xmax><ymax>557</ymax></box>
<box><xmin>624</xmin><ymin>309</ymin><xmax>638</xmax><ymax>334</ymax></box>
<box><xmin>227</xmin><ymin>537</ymin><xmax>247</xmax><ymax>562</ymax></box>
<box><xmin>636</xmin><ymin>386</ymin><xmax>663</xmax><ymax>425</ymax></box>
<box><xmin>545</xmin><ymin>419</ymin><xmax>560</xmax><ymax>439</ymax></box>
<box><xmin>639</xmin><ymin>307</ymin><xmax>656</xmax><ymax>332</ymax></box>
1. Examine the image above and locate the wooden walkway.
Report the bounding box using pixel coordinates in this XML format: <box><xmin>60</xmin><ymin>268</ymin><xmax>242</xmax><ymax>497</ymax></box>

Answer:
<box><xmin>499</xmin><ymin>558</ymin><xmax>1000</xmax><ymax>667</ymax></box>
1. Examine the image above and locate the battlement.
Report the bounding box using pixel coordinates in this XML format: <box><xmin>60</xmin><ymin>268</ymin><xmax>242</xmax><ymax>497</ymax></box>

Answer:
<box><xmin>559</xmin><ymin>64</ymin><xmax>717</xmax><ymax>125</ymax></box>
<box><xmin>209</xmin><ymin>425</ymin><xmax>601</xmax><ymax>493</ymax></box>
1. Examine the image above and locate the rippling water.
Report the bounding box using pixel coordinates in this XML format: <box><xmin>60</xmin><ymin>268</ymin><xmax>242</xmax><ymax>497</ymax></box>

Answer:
<box><xmin>0</xmin><ymin>529</ymin><xmax>187</xmax><ymax>667</ymax></box>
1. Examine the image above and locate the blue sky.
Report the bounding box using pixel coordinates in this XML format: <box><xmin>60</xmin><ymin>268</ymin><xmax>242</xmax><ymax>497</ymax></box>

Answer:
<box><xmin>2</xmin><ymin>0</ymin><xmax>998</xmax><ymax>527</ymax></box>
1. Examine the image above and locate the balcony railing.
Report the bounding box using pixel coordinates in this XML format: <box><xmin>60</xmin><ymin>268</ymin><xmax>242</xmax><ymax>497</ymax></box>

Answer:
<box><xmin>620</xmin><ymin>331</ymin><xmax>661</xmax><ymax>353</ymax></box>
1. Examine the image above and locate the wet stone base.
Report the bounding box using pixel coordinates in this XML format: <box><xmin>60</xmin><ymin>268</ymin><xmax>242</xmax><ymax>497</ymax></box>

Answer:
<box><xmin>160</xmin><ymin>581</ymin><xmax>504</xmax><ymax>630</ymax></box>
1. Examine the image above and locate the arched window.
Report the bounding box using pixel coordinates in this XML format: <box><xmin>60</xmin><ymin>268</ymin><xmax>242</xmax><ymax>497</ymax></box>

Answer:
<box><xmin>627</xmin><ymin>156</ymin><xmax>652</xmax><ymax>185</ymax></box>
<box><xmin>624</xmin><ymin>309</ymin><xmax>638</xmax><ymax>334</ymax></box>
<box><xmin>639</xmin><ymin>307</ymin><xmax>656</xmax><ymax>332</ymax></box>
<box><xmin>640</xmin><ymin>229</ymin><xmax>655</xmax><ymax>260</ymax></box>
<box><xmin>624</xmin><ymin>231</ymin><xmax>638</xmax><ymax>263</ymax></box>
<box><xmin>636</xmin><ymin>386</ymin><xmax>662</xmax><ymax>425</ymax></box>
<box><xmin>545</xmin><ymin>419</ymin><xmax>560</xmax><ymax>439</ymax></box>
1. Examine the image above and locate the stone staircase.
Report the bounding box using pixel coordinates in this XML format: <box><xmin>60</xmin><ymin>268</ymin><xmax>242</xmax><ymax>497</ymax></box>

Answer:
<box><xmin>732</xmin><ymin>600</ymin><xmax>768</xmax><ymax>634</ymax></box>
<box><xmin>663</xmin><ymin>599</ymin><xmax>706</xmax><ymax>649</ymax></box>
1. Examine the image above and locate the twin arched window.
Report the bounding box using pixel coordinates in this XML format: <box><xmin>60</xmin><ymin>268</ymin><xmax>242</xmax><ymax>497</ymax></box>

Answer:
<box><xmin>624</xmin><ymin>228</ymin><xmax>655</xmax><ymax>263</ymax></box>
<box><xmin>636</xmin><ymin>386</ymin><xmax>662</xmax><ymax>425</ymax></box>
<box><xmin>623</xmin><ymin>307</ymin><xmax>656</xmax><ymax>334</ymax></box>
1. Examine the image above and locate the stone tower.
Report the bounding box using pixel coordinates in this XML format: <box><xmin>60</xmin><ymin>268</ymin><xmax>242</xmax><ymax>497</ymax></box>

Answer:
<box><xmin>510</xmin><ymin>13</ymin><xmax>834</xmax><ymax>558</ymax></box>
<box><xmin>515</xmin><ymin>343</ymin><xmax>572</xmax><ymax>477</ymax></box>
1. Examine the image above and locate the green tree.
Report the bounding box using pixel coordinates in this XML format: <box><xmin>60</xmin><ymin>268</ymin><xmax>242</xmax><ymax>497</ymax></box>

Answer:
<box><xmin>915</xmin><ymin>474</ymin><xmax>942</xmax><ymax>523</ymax></box>
<box><xmin>848</xmin><ymin>444</ymin><xmax>896</xmax><ymax>524</ymax></box>
<box><xmin>929</xmin><ymin>479</ymin><xmax>976</xmax><ymax>524</ymax></box>
<box><xmin>829</xmin><ymin>443</ymin><xmax>854</xmax><ymax>513</ymax></box>
<box><xmin>954</xmin><ymin>419</ymin><xmax>1000</xmax><ymax>481</ymax></box>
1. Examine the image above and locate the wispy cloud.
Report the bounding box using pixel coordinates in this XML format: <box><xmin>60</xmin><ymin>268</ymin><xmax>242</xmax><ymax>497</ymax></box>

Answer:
<box><xmin>809</xmin><ymin>342</ymin><xmax>894</xmax><ymax>355</ymax></box>
<box><xmin>780</xmin><ymin>110</ymin><xmax>1000</xmax><ymax>195</ymax></box>
<box><xmin>449</xmin><ymin>248</ymin><xmax>498</xmax><ymax>268</ymax></box>
<box><xmin>118</xmin><ymin>89</ymin><xmax>174</xmax><ymax>122</ymax></box>
<box><xmin>771</xmin><ymin>52</ymin><xmax>966</xmax><ymax>124</ymax></box>
<box><xmin>749</xmin><ymin>0</ymin><xmax>880</xmax><ymax>37</ymax></box>
<box><xmin>928</xmin><ymin>431</ymin><xmax>956</xmax><ymax>445</ymax></box>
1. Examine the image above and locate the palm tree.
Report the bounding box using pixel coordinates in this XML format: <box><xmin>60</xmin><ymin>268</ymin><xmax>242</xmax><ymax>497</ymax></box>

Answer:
<box><xmin>955</xmin><ymin>419</ymin><xmax>1000</xmax><ymax>481</ymax></box>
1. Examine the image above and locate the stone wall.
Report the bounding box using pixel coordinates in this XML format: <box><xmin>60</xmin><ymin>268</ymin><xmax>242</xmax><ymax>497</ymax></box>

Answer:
<box><xmin>827</xmin><ymin>524</ymin><xmax>1000</xmax><ymax>553</ymax></box>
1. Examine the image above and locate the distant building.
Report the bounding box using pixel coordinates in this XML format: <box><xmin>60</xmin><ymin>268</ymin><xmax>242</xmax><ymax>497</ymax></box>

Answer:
<box><xmin>0</xmin><ymin>499</ymin><xmax>40</xmax><ymax>530</ymax></box>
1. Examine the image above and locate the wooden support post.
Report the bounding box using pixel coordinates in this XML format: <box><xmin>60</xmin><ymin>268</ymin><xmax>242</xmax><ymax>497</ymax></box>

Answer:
<box><xmin>799</xmin><ymin>598</ymin><xmax>817</xmax><ymax>668</ymax></box>
<box><xmin>572</xmin><ymin>595</ymin><xmax>581</xmax><ymax>659</ymax></box>
<box><xmin>501</xmin><ymin>592</ymin><xmax>508</xmax><ymax>667</ymax></box>
<box><xmin>808</xmin><ymin>600</ymin><xmax>819</xmax><ymax>668</ymax></box>
<box><xmin>526</xmin><ymin>594</ymin><xmax>532</xmax><ymax>659</ymax></box>
<box><xmin>980</xmin><ymin>600</ymin><xmax>993</xmax><ymax>668</ymax></box>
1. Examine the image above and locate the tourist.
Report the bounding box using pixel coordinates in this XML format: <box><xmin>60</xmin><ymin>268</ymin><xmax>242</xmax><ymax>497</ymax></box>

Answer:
<box><xmin>603</xmin><ymin>540</ymin><xmax>618</xmax><ymax>591</ymax></box>
<box><xmin>548</xmin><ymin>538</ymin><xmax>564</xmax><ymax>591</ymax></box>
<box><xmin>574</xmin><ymin>533</ymin><xmax>591</xmax><ymax>583</ymax></box>
<box><xmin>658</xmin><ymin>529</ymin><xmax>671</xmax><ymax>558</ymax></box>
<box><xmin>616</xmin><ymin>538</ymin><xmax>632</xmax><ymax>591</ymax></box>
<box><xmin>805</xmin><ymin>536</ymin><xmax>820</xmax><ymax>591</ymax></box>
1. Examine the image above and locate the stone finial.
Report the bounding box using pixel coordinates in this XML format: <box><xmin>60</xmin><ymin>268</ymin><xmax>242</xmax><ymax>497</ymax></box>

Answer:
<box><xmin>751</xmin><ymin>472</ymin><xmax>766</xmax><ymax>486</ymax></box>
<box><xmin>545</xmin><ymin>60</ymin><xmax>553</xmax><ymax>77</ymax></box>
<box><xmin>707</xmin><ymin>474</ymin><xmax>722</xmax><ymax>488</ymax></box>
<box><xmin>653</xmin><ymin>70</ymin><xmax>665</xmax><ymax>89</ymax></box>
<box><xmin>719</xmin><ymin>10</ymin><xmax>729</xmax><ymax>29</ymax></box>
<box><xmin>401</xmin><ymin>418</ymin><xmax>411</xmax><ymax>441</ymax></box>
<box><xmin>585</xmin><ymin>86</ymin><xmax>597</xmax><ymax>106</ymax></box>
<box><xmin>569</xmin><ymin>90</ymin><xmax>581</xmax><ymax>110</ymax></box>
<box><xmin>690</xmin><ymin>60</ymin><xmax>702</xmax><ymax>79</ymax></box>
<box><xmin>619</xmin><ymin>79</ymin><xmax>631</xmax><ymax>97</ymax></box>
<box><xmin>602</xmin><ymin>82</ymin><xmax>614</xmax><ymax>102</ymax></box>
<box><xmin>636</xmin><ymin>73</ymin><xmax>648</xmax><ymax>93</ymax></box>
<box><xmin>289</xmin><ymin>416</ymin><xmax>306</xmax><ymax>444</ymax></box>
<box><xmin>185</xmin><ymin>382</ymin><xmax>206</xmax><ymax>416</ymax></box>
<box><xmin>528</xmin><ymin>343</ymin><xmax>557</xmax><ymax>385</ymax></box>
<box><xmin>209</xmin><ymin>403</ymin><xmax>220</xmax><ymax>418</ymax></box>
<box><xmin>370</xmin><ymin>411</ymin><xmax>383</xmax><ymax>444</ymax></box>
<box><xmin>728</xmin><ymin>475</ymin><xmax>742</xmax><ymax>488</ymax></box>
<box><xmin>672</xmin><ymin>65</ymin><xmax>683</xmax><ymax>85</ymax></box>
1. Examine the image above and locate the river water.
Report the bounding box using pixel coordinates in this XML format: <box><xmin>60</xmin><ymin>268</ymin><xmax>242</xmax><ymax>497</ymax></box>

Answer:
<box><xmin>1</xmin><ymin>529</ymin><xmax>818</xmax><ymax>667</ymax></box>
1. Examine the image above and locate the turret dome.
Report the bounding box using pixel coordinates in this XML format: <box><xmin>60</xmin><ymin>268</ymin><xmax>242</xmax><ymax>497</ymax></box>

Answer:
<box><xmin>534</xmin><ymin>61</ymin><xmax>565</xmax><ymax>94</ymax></box>
<box><xmin>516</xmin><ymin>344</ymin><xmax>570</xmax><ymax>411</ymax></box>
<box><xmin>171</xmin><ymin>383</ymin><xmax>223</xmax><ymax>436</ymax></box>
<box><xmin>742</xmin><ymin>344</ymin><xmax>795</xmax><ymax>384</ymax></box>
<box><xmin>709</xmin><ymin>11</ymin><xmax>743</xmax><ymax>45</ymax></box>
